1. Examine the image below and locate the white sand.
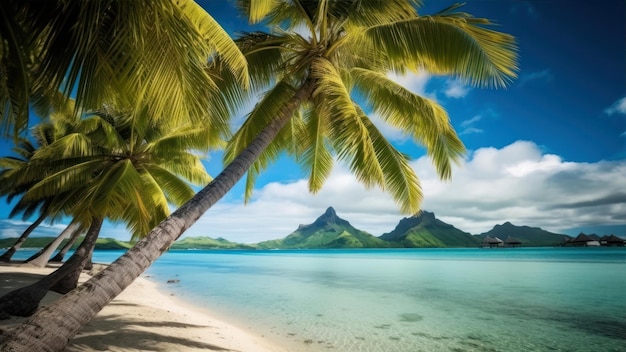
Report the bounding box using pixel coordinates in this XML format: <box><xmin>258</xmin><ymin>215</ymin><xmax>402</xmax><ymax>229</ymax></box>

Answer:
<box><xmin>0</xmin><ymin>264</ymin><xmax>288</xmax><ymax>351</ymax></box>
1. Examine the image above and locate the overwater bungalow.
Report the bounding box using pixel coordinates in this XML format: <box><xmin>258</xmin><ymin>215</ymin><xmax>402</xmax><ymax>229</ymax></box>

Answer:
<box><xmin>482</xmin><ymin>236</ymin><xmax>504</xmax><ymax>248</ymax></box>
<box><xmin>505</xmin><ymin>236</ymin><xmax>522</xmax><ymax>247</ymax></box>
<box><xmin>599</xmin><ymin>234</ymin><xmax>625</xmax><ymax>247</ymax></box>
<box><xmin>567</xmin><ymin>233</ymin><xmax>601</xmax><ymax>247</ymax></box>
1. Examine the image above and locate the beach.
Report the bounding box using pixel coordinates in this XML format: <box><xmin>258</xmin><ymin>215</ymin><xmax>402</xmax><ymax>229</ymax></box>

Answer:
<box><xmin>0</xmin><ymin>264</ymin><xmax>287</xmax><ymax>352</ymax></box>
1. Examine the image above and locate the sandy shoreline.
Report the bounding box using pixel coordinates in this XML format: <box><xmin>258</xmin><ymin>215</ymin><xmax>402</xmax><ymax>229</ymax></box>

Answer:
<box><xmin>0</xmin><ymin>264</ymin><xmax>288</xmax><ymax>351</ymax></box>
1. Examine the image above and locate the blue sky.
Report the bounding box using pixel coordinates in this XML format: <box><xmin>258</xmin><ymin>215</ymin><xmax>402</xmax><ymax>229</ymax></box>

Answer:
<box><xmin>1</xmin><ymin>0</ymin><xmax>625</xmax><ymax>242</ymax></box>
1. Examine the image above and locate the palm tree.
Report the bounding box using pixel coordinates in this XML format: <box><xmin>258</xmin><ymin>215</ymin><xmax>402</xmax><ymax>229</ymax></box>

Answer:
<box><xmin>0</xmin><ymin>1</ymin><xmax>518</xmax><ymax>350</ymax></box>
<box><xmin>0</xmin><ymin>0</ymin><xmax>246</xmax><ymax>138</ymax></box>
<box><xmin>0</xmin><ymin>106</ymin><xmax>219</xmax><ymax>315</ymax></box>
<box><xmin>0</xmin><ymin>134</ymin><xmax>67</xmax><ymax>262</ymax></box>
<box><xmin>0</xmin><ymin>0</ymin><xmax>245</xmax><ymax>260</ymax></box>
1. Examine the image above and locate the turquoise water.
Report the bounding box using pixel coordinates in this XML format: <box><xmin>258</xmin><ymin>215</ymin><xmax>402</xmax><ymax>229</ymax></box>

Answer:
<box><xmin>13</xmin><ymin>247</ymin><xmax>626</xmax><ymax>351</ymax></box>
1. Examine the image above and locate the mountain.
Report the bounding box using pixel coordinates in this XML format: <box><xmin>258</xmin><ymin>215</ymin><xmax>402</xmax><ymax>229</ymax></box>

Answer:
<box><xmin>379</xmin><ymin>211</ymin><xmax>480</xmax><ymax>247</ymax></box>
<box><xmin>170</xmin><ymin>236</ymin><xmax>255</xmax><ymax>250</ymax></box>
<box><xmin>257</xmin><ymin>207</ymin><xmax>389</xmax><ymax>249</ymax></box>
<box><xmin>476</xmin><ymin>222</ymin><xmax>568</xmax><ymax>246</ymax></box>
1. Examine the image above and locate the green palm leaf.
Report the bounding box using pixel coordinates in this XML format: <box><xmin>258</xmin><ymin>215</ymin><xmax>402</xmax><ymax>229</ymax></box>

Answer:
<box><xmin>351</xmin><ymin>67</ymin><xmax>464</xmax><ymax>178</ymax></box>
<box><xmin>0</xmin><ymin>0</ymin><xmax>248</xmax><ymax>137</ymax></box>
<box><xmin>300</xmin><ymin>107</ymin><xmax>333</xmax><ymax>192</ymax></box>
<box><xmin>356</xmin><ymin>9</ymin><xmax>518</xmax><ymax>87</ymax></box>
<box><xmin>359</xmin><ymin>109</ymin><xmax>422</xmax><ymax>213</ymax></box>
<box><xmin>312</xmin><ymin>58</ymin><xmax>384</xmax><ymax>187</ymax></box>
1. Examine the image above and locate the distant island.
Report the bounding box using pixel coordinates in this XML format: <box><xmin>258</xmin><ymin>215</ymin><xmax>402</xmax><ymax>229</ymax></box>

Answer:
<box><xmin>2</xmin><ymin>207</ymin><xmax>623</xmax><ymax>250</ymax></box>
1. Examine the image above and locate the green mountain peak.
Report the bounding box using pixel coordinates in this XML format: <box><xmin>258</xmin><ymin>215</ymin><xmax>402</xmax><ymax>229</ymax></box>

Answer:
<box><xmin>257</xmin><ymin>207</ymin><xmax>388</xmax><ymax>249</ymax></box>
<box><xmin>380</xmin><ymin>211</ymin><xmax>479</xmax><ymax>248</ymax></box>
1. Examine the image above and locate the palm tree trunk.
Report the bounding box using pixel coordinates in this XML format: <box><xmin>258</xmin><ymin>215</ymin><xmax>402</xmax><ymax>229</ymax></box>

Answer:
<box><xmin>25</xmin><ymin>220</ymin><xmax>80</xmax><ymax>268</ymax></box>
<box><xmin>0</xmin><ymin>81</ymin><xmax>314</xmax><ymax>352</ymax></box>
<box><xmin>49</xmin><ymin>219</ymin><xmax>101</xmax><ymax>294</ymax></box>
<box><xmin>0</xmin><ymin>218</ymin><xmax>102</xmax><ymax>318</ymax></box>
<box><xmin>49</xmin><ymin>227</ymin><xmax>83</xmax><ymax>262</ymax></box>
<box><xmin>0</xmin><ymin>213</ymin><xmax>46</xmax><ymax>262</ymax></box>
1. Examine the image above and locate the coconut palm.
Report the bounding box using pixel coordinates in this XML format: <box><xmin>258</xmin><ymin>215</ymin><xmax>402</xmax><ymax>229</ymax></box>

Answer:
<box><xmin>0</xmin><ymin>133</ymin><xmax>69</xmax><ymax>262</ymax></box>
<box><xmin>0</xmin><ymin>106</ymin><xmax>219</xmax><ymax>316</ymax></box>
<box><xmin>0</xmin><ymin>0</ymin><xmax>245</xmax><ymax>261</ymax></box>
<box><xmin>0</xmin><ymin>1</ymin><xmax>518</xmax><ymax>350</ymax></box>
<box><xmin>0</xmin><ymin>0</ymin><xmax>246</xmax><ymax>138</ymax></box>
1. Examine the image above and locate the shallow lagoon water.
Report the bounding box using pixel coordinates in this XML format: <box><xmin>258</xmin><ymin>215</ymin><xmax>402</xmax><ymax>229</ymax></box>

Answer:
<box><xmin>145</xmin><ymin>248</ymin><xmax>626</xmax><ymax>351</ymax></box>
<box><xmin>13</xmin><ymin>247</ymin><xmax>626</xmax><ymax>351</ymax></box>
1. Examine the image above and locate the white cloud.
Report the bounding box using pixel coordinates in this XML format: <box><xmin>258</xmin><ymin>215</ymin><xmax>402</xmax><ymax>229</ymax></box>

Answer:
<box><xmin>387</xmin><ymin>70</ymin><xmax>433</xmax><ymax>98</ymax></box>
<box><xmin>7</xmin><ymin>142</ymin><xmax>622</xmax><ymax>243</ymax></box>
<box><xmin>181</xmin><ymin>141</ymin><xmax>626</xmax><ymax>242</ymax></box>
<box><xmin>459</xmin><ymin>115</ymin><xmax>484</xmax><ymax>135</ymax></box>
<box><xmin>0</xmin><ymin>228</ymin><xmax>21</xmax><ymax>239</ymax></box>
<box><xmin>461</xmin><ymin>115</ymin><xmax>482</xmax><ymax>128</ymax></box>
<box><xmin>518</xmin><ymin>69</ymin><xmax>553</xmax><ymax>87</ymax></box>
<box><xmin>458</xmin><ymin>109</ymin><xmax>499</xmax><ymax>136</ymax></box>
<box><xmin>459</xmin><ymin>127</ymin><xmax>483</xmax><ymax>135</ymax></box>
<box><xmin>0</xmin><ymin>219</ymin><xmax>70</xmax><ymax>239</ymax></box>
<box><xmin>444</xmin><ymin>79</ymin><xmax>470</xmax><ymax>98</ymax></box>
<box><xmin>605</xmin><ymin>96</ymin><xmax>626</xmax><ymax>115</ymax></box>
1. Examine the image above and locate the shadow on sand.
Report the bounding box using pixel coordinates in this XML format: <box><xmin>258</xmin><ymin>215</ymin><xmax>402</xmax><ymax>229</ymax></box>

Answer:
<box><xmin>0</xmin><ymin>265</ymin><xmax>238</xmax><ymax>352</ymax></box>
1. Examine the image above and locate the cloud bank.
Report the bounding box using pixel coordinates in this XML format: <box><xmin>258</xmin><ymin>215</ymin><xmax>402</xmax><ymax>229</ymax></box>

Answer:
<box><xmin>0</xmin><ymin>219</ymin><xmax>70</xmax><ymax>239</ymax></box>
<box><xmin>184</xmin><ymin>141</ymin><xmax>625</xmax><ymax>243</ymax></box>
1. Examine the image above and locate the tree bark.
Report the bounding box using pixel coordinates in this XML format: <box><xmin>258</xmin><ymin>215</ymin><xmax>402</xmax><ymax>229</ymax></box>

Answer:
<box><xmin>0</xmin><ymin>218</ymin><xmax>102</xmax><ymax>318</ymax></box>
<box><xmin>25</xmin><ymin>221</ymin><xmax>80</xmax><ymax>268</ymax></box>
<box><xmin>0</xmin><ymin>213</ymin><xmax>46</xmax><ymax>262</ymax></box>
<box><xmin>49</xmin><ymin>222</ymin><xmax>100</xmax><ymax>294</ymax></box>
<box><xmin>49</xmin><ymin>227</ymin><xmax>83</xmax><ymax>263</ymax></box>
<box><xmin>0</xmin><ymin>81</ymin><xmax>314</xmax><ymax>352</ymax></box>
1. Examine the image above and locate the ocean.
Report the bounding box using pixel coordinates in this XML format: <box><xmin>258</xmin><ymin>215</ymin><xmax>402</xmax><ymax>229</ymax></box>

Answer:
<box><xmin>13</xmin><ymin>247</ymin><xmax>626</xmax><ymax>351</ymax></box>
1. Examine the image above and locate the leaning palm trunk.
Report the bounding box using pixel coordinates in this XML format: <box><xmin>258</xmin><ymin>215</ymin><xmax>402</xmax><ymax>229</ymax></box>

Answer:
<box><xmin>0</xmin><ymin>82</ymin><xmax>313</xmax><ymax>352</ymax></box>
<box><xmin>0</xmin><ymin>218</ymin><xmax>102</xmax><ymax>318</ymax></box>
<box><xmin>25</xmin><ymin>221</ymin><xmax>80</xmax><ymax>268</ymax></box>
<box><xmin>0</xmin><ymin>213</ymin><xmax>46</xmax><ymax>262</ymax></box>
<box><xmin>49</xmin><ymin>227</ymin><xmax>83</xmax><ymax>262</ymax></box>
<box><xmin>49</xmin><ymin>221</ymin><xmax>101</xmax><ymax>294</ymax></box>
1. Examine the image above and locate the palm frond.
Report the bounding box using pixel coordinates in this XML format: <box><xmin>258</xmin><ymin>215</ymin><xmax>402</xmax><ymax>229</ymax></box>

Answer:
<box><xmin>357</xmin><ymin>7</ymin><xmax>518</xmax><ymax>88</ymax></box>
<box><xmin>225</xmin><ymin>80</ymin><xmax>297</xmax><ymax>164</ymax></box>
<box><xmin>0</xmin><ymin>2</ymin><xmax>32</xmax><ymax>137</ymax></box>
<box><xmin>335</xmin><ymin>0</ymin><xmax>419</xmax><ymax>27</ymax></box>
<box><xmin>359</xmin><ymin>109</ymin><xmax>422</xmax><ymax>214</ymax></box>
<box><xmin>176</xmin><ymin>0</ymin><xmax>249</xmax><ymax>89</ymax></box>
<box><xmin>236</xmin><ymin>32</ymin><xmax>294</xmax><ymax>91</ymax></box>
<box><xmin>146</xmin><ymin>124</ymin><xmax>224</xmax><ymax>156</ymax></box>
<box><xmin>351</xmin><ymin>68</ymin><xmax>465</xmax><ymax>178</ymax></box>
<box><xmin>312</xmin><ymin>58</ymin><xmax>384</xmax><ymax>187</ymax></box>
<box><xmin>142</xmin><ymin>166</ymin><xmax>198</xmax><ymax>206</ymax></box>
<box><xmin>30</xmin><ymin>133</ymin><xmax>95</xmax><ymax>160</ymax></box>
<box><xmin>1</xmin><ymin>0</ymin><xmax>247</xmax><ymax>138</ymax></box>
<box><xmin>299</xmin><ymin>107</ymin><xmax>333</xmax><ymax>192</ymax></box>
<box><xmin>147</xmin><ymin>153</ymin><xmax>211</xmax><ymax>186</ymax></box>
<box><xmin>21</xmin><ymin>159</ymin><xmax>108</xmax><ymax>202</ymax></box>
<box><xmin>239</xmin><ymin>0</ymin><xmax>281</xmax><ymax>24</ymax></box>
